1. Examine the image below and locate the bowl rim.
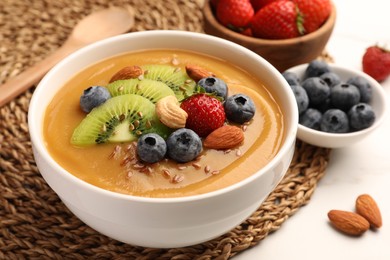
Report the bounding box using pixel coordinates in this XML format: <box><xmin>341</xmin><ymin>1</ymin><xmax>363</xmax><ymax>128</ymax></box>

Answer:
<box><xmin>203</xmin><ymin>0</ymin><xmax>337</xmax><ymax>45</ymax></box>
<box><xmin>28</xmin><ymin>30</ymin><xmax>298</xmax><ymax>204</ymax></box>
<box><xmin>288</xmin><ymin>63</ymin><xmax>388</xmax><ymax>142</ymax></box>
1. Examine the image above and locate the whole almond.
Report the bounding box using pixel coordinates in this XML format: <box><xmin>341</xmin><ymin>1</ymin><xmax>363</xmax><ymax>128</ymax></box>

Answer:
<box><xmin>203</xmin><ymin>125</ymin><xmax>244</xmax><ymax>150</ymax></box>
<box><xmin>356</xmin><ymin>194</ymin><xmax>382</xmax><ymax>228</ymax></box>
<box><xmin>156</xmin><ymin>95</ymin><xmax>188</xmax><ymax>129</ymax></box>
<box><xmin>328</xmin><ymin>210</ymin><xmax>370</xmax><ymax>236</ymax></box>
<box><xmin>185</xmin><ymin>64</ymin><xmax>215</xmax><ymax>82</ymax></box>
<box><xmin>109</xmin><ymin>65</ymin><xmax>143</xmax><ymax>83</ymax></box>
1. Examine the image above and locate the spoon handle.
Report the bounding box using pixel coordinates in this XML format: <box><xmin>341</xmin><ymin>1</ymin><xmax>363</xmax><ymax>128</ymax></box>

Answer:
<box><xmin>0</xmin><ymin>43</ymin><xmax>77</xmax><ymax>107</ymax></box>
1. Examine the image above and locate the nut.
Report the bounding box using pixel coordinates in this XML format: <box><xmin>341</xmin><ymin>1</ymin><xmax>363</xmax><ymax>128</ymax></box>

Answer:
<box><xmin>109</xmin><ymin>65</ymin><xmax>144</xmax><ymax>83</ymax></box>
<box><xmin>203</xmin><ymin>125</ymin><xmax>244</xmax><ymax>150</ymax></box>
<box><xmin>356</xmin><ymin>194</ymin><xmax>382</xmax><ymax>228</ymax></box>
<box><xmin>156</xmin><ymin>96</ymin><xmax>188</xmax><ymax>129</ymax></box>
<box><xmin>328</xmin><ymin>210</ymin><xmax>370</xmax><ymax>236</ymax></box>
<box><xmin>185</xmin><ymin>64</ymin><xmax>215</xmax><ymax>82</ymax></box>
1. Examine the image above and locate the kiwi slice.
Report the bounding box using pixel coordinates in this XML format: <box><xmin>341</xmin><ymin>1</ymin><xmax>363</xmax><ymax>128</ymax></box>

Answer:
<box><xmin>71</xmin><ymin>94</ymin><xmax>170</xmax><ymax>145</ymax></box>
<box><xmin>107</xmin><ymin>78</ymin><xmax>175</xmax><ymax>103</ymax></box>
<box><xmin>142</xmin><ymin>64</ymin><xmax>196</xmax><ymax>100</ymax></box>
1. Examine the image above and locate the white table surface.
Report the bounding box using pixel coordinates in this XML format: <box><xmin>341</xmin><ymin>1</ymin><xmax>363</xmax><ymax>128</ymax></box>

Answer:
<box><xmin>237</xmin><ymin>1</ymin><xmax>390</xmax><ymax>259</ymax></box>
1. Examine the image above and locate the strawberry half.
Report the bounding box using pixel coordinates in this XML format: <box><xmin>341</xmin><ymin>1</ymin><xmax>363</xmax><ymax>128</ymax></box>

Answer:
<box><xmin>251</xmin><ymin>0</ymin><xmax>303</xmax><ymax>39</ymax></box>
<box><xmin>363</xmin><ymin>45</ymin><xmax>390</xmax><ymax>82</ymax></box>
<box><xmin>294</xmin><ymin>0</ymin><xmax>331</xmax><ymax>34</ymax></box>
<box><xmin>216</xmin><ymin>0</ymin><xmax>254</xmax><ymax>30</ymax></box>
<box><xmin>180</xmin><ymin>93</ymin><xmax>226</xmax><ymax>137</ymax></box>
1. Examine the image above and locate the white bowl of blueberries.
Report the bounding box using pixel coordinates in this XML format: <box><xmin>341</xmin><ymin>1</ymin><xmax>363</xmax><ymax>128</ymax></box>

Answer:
<box><xmin>284</xmin><ymin>60</ymin><xmax>388</xmax><ymax>148</ymax></box>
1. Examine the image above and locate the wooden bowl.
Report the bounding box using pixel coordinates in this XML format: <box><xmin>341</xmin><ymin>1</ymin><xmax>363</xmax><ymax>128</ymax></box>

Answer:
<box><xmin>203</xmin><ymin>1</ymin><xmax>336</xmax><ymax>72</ymax></box>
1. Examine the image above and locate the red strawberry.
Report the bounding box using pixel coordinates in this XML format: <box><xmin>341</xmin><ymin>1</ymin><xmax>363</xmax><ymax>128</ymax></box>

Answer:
<box><xmin>294</xmin><ymin>0</ymin><xmax>331</xmax><ymax>34</ymax></box>
<box><xmin>216</xmin><ymin>0</ymin><xmax>254</xmax><ymax>30</ymax></box>
<box><xmin>362</xmin><ymin>46</ymin><xmax>390</xmax><ymax>82</ymax></box>
<box><xmin>180</xmin><ymin>94</ymin><xmax>226</xmax><ymax>137</ymax></box>
<box><xmin>250</xmin><ymin>0</ymin><xmax>281</xmax><ymax>11</ymax></box>
<box><xmin>251</xmin><ymin>0</ymin><xmax>303</xmax><ymax>39</ymax></box>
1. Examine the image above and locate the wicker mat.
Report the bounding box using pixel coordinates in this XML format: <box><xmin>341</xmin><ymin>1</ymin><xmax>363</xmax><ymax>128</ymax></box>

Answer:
<box><xmin>0</xmin><ymin>0</ymin><xmax>331</xmax><ymax>259</ymax></box>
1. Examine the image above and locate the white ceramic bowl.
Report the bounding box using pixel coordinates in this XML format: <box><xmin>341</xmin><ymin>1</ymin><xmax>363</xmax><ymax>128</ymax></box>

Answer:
<box><xmin>28</xmin><ymin>30</ymin><xmax>298</xmax><ymax>248</ymax></box>
<box><xmin>286</xmin><ymin>63</ymin><xmax>388</xmax><ymax>148</ymax></box>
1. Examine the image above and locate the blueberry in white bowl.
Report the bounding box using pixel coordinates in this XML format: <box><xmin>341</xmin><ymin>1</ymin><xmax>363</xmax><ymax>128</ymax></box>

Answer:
<box><xmin>284</xmin><ymin>61</ymin><xmax>388</xmax><ymax>148</ymax></box>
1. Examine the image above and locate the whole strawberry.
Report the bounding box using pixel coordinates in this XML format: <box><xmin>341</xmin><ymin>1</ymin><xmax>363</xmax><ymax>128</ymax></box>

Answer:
<box><xmin>251</xmin><ymin>0</ymin><xmax>303</xmax><ymax>39</ymax></box>
<box><xmin>216</xmin><ymin>0</ymin><xmax>254</xmax><ymax>30</ymax></box>
<box><xmin>363</xmin><ymin>46</ymin><xmax>390</xmax><ymax>82</ymax></box>
<box><xmin>294</xmin><ymin>0</ymin><xmax>331</xmax><ymax>34</ymax></box>
<box><xmin>180</xmin><ymin>93</ymin><xmax>226</xmax><ymax>137</ymax></box>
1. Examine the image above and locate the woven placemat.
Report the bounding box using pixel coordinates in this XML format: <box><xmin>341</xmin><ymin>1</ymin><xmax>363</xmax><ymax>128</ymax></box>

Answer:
<box><xmin>0</xmin><ymin>0</ymin><xmax>331</xmax><ymax>259</ymax></box>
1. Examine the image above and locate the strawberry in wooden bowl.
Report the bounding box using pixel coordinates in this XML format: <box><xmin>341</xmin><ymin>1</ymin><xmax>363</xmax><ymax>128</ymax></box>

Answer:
<box><xmin>203</xmin><ymin>0</ymin><xmax>336</xmax><ymax>71</ymax></box>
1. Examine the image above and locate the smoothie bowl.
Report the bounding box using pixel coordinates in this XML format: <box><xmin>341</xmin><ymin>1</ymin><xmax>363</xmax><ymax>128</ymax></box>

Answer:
<box><xmin>28</xmin><ymin>30</ymin><xmax>298</xmax><ymax>248</ymax></box>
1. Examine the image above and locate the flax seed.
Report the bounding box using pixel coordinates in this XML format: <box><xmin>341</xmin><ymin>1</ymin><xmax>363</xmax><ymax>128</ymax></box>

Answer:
<box><xmin>171</xmin><ymin>174</ymin><xmax>184</xmax><ymax>184</ymax></box>
<box><xmin>192</xmin><ymin>162</ymin><xmax>201</xmax><ymax>169</ymax></box>
<box><xmin>204</xmin><ymin>165</ymin><xmax>211</xmax><ymax>174</ymax></box>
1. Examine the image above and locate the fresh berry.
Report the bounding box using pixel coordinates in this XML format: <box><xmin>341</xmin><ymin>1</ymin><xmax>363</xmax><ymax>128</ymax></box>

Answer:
<box><xmin>198</xmin><ymin>77</ymin><xmax>228</xmax><ymax>100</ymax></box>
<box><xmin>320</xmin><ymin>109</ymin><xmax>349</xmax><ymax>133</ymax></box>
<box><xmin>137</xmin><ymin>133</ymin><xmax>167</xmax><ymax>163</ymax></box>
<box><xmin>330</xmin><ymin>83</ymin><xmax>361</xmax><ymax>111</ymax></box>
<box><xmin>80</xmin><ymin>86</ymin><xmax>111</xmax><ymax>113</ymax></box>
<box><xmin>348</xmin><ymin>103</ymin><xmax>376</xmax><ymax>131</ymax></box>
<box><xmin>346</xmin><ymin>76</ymin><xmax>373</xmax><ymax>103</ymax></box>
<box><xmin>282</xmin><ymin>71</ymin><xmax>300</xmax><ymax>86</ymax></box>
<box><xmin>291</xmin><ymin>85</ymin><xmax>309</xmax><ymax>114</ymax></box>
<box><xmin>216</xmin><ymin>0</ymin><xmax>254</xmax><ymax>30</ymax></box>
<box><xmin>299</xmin><ymin>108</ymin><xmax>322</xmax><ymax>130</ymax></box>
<box><xmin>250</xmin><ymin>0</ymin><xmax>280</xmax><ymax>11</ymax></box>
<box><xmin>301</xmin><ymin>77</ymin><xmax>330</xmax><ymax>106</ymax></box>
<box><xmin>362</xmin><ymin>46</ymin><xmax>390</xmax><ymax>82</ymax></box>
<box><xmin>166</xmin><ymin>128</ymin><xmax>202</xmax><ymax>163</ymax></box>
<box><xmin>294</xmin><ymin>0</ymin><xmax>332</xmax><ymax>34</ymax></box>
<box><xmin>180</xmin><ymin>93</ymin><xmax>226</xmax><ymax>137</ymax></box>
<box><xmin>320</xmin><ymin>72</ymin><xmax>341</xmax><ymax>87</ymax></box>
<box><xmin>251</xmin><ymin>0</ymin><xmax>302</xmax><ymax>39</ymax></box>
<box><xmin>305</xmin><ymin>60</ymin><xmax>330</xmax><ymax>78</ymax></box>
<box><xmin>224</xmin><ymin>94</ymin><xmax>256</xmax><ymax>124</ymax></box>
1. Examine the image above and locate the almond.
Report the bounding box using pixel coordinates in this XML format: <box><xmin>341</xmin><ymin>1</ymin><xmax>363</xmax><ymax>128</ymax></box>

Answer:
<box><xmin>185</xmin><ymin>64</ymin><xmax>215</xmax><ymax>82</ymax></box>
<box><xmin>109</xmin><ymin>65</ymin><xmax>143</xmax><ymax>83</ymax></box>
<box><xmin>328</xmin><ymin>210</ymin><xmax>370</xmax><ymax>236</ymax></box>
<box><xmin>356</xmin><ymin>194</ymin><xmax>382</xmax><ymax>228</ymax></box>
<box><xmin>203</xmin><ymin>125</ymin><xmax>244</xmax><ymax>150</ymax></box>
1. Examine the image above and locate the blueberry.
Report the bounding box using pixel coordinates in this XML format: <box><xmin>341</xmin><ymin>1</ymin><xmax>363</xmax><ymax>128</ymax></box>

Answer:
<box><xmin>320</xmin><ymin>109</ymin><xmax>349</xmax><ymax>133</ymax></box>
<box><xmin>299</xmin><ymin>108</ymin><xmax>322</xmax><ymax>130</ymax></box>
<box><xmin>224</xmin><ymin>94</ymin><xmax>256</xmax><ymax>124</ymax></box>
<box><xmin>302</xmin><ymin>77</ymin><xmax>330</xmax><ymax>106</ymax></box>
<box><xmin>320</xmin><ymin>72</ymin><xmax>341</xmax><ymax>87</ymax></box>
<box><xmin>166</xmin><ymin>128</ymin><xmax>202</xmax><ymax>163</ymax></box>
<box><xmin>347</xmin><ymin>76</ymin><xmax>373</xmax><ymax>103</ymax></box>
<box><xmin>282</xmin><ymin>71</ymin><xmax>300</xmax><ymax>86</ymax></box>
<box><xmin>291</xmin><ymin>85</ymin><xmax>309</xmax><ymax>114</ymax></box>
<box><xmin>80</xmin><ymin>86</ymin><xmax>111</xmax><ymax>113</ymax></box>
<box><xmin>198</xmin><ymin>77</ymin><xmax>228</xmax><ymax>100</ymax></box>
<box><xmin>137</xmin><ymin>133</ymin><xmax>167</xmax><ymax>163</ymax></box>
<box><xmin>348</xmin><ymin>103</ymin><xmax>376</xmax><ymax>131</ymax></box>
<box><xmin>305</xmin><ymin>60</ymin><xmax>330</xmax><ymax>78</ymax></box>
<box><xmin>330</xmin><ymin>83</ymin><xmax>361</xmax><ymax>111</ymax></box>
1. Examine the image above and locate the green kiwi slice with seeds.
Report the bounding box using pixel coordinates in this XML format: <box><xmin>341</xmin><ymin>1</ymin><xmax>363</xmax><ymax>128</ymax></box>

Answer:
<box><xmin>71</xmin><ymin>94</ymin><xmax>171</xmax><ymax>145</ymax></box>
<box><xmin>107</xmin><ymin>78</ymin><xmax>175</xmax><ymax>103</ymax></box>
<box><xmin>142</xmin><ymin>64</ymin><xmax>196</xmax><ymax>100</ymax></box>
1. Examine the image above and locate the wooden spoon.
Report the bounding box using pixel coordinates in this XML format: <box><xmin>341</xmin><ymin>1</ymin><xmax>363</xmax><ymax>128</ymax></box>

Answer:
<box><xmin>0</xmin><ymin>7</ymin><xmax>135</xmax><ymax>107</ymax></box>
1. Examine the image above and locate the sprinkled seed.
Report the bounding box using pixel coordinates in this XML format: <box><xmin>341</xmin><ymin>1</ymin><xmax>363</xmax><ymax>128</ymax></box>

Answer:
<box><xmin>129</xmin><ymin>123</ymin><xmax>135</xmax><ymax>131</ymax></box>
<box><xmin>120</xmin><ymin>157</ymin><xmax>132</xmax><ymax>166</ymax></box>
<box><xmin>171</xmin><ymin>57</ymin><xmax>179</xmax><ymax>65</ymax></box>
<box><xmin>118</xmin><ymin>86</ymin><xmax>124</xmax><ymax>92</ymax></box>
<box><xmin>236</xmin><ymin>149</ymin><xmax>242</xmax><ymax>157</ymax></box>
<box><xmin>108</xmin><ymin>145</ymin><xmax>121</xmax><ymax>159</ymax></box>
<box><xmin>136</xmin><ymin>83</ymin><xmax>142</xmax><ymax>90</ymax></box>
<box><xmin>242</xmin><ymin>125</ymin><xmax>248</xmax><ymax>132</ymax></box>
<box><xmin>211</xmin><ymin>170</ymin><xmax>220</xmax><ymax>175</ymax></box>
<box><xmin>101</xmin><ymin>124</ymin><xmax>107</xmax><ymax>133</ymax></box>
<box><xmin>136</xmin><ymin>130</ymin><xmax>142</xmax><ymax>135</ymax></box>
<box><xmin>173</xmin><ymin>67</ymin><xmax>181</xmax><ymax>73</ymax></box>
<box><xmin>204</xmin><ymin>165</ymin><xmax>211</xmax><ymax>174</ymax></box>
<box><xmin>177</xmin><ymin>165</ymin><xmax>187</xmax><ymax>170</ymax></box>
<box><xmin>138</xmin><ymin>74</ymin><xmax>144</xmax><ymax>80</ymax></box>
<box><xmin>137</xmin><ymin>111</ymin><xmax>143</xmax><ymax>118</ymax></box>
<box><xmin>134</xmin><ymin>120</ymin><xmax>140</xmax><ymax>128</ymax></box>
<box><xmin>192</xmin><ymin>162</ymin><xmax>201</xmax><ymax>169</ymax></box>
<box><xmin>127</xmin><ymin>171</ymin><xmax>133</xmax><ymax>178</ymax></box>
<box><xmin>179</xmin><ymin>85</ymin><xmax>187</xmax><ymax>91</ymax></box>
<box><xmin>171</xmin><ymin>174</ymin><xmax>184</xmax><ymax>184</ymax></box>
<box><xmin>145</xmin><ymin>120</ymin><xmax>152</xmax><ymax>129</ymax></box>
<box><xmin>119</xmin><ymin>114</ymin><xmax>126</xmax><ymax>122</ymax></box>
<box><xmin>224</xmin><ymin>149</ymin><xmax>231</xmax><ymax>154</ymax></box>
<box><xmin>133</xmin><ymin>163</ymin><xmax>145</xmax><ymax>169</ymax></box>
<box><xmin>162</xmin><ymin>169</ymin><xmax>171</xmax><ymax>178</ymax></box>
<box><xmin>184</xmin><ymin>79</ymin><xmax>192</xmax><ymax>84</ymax></box>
